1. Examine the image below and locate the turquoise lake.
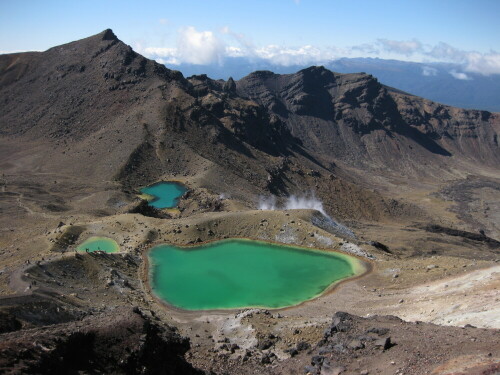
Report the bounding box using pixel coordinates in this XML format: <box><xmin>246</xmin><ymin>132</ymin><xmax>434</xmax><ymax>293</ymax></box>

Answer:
<box><xmin>148</xmin><ymin>239</ymin><xmax>363</xmax><ymax>310</ymax></box>
<box><xmin>76</xmin><ymin>237</ymin><xmax>120</xmax><ymax>253</ymax></box>
<box><xmin>140</xmin><ymin>182</ymin><xmax>187</xmax><ymax>209</ymax></box>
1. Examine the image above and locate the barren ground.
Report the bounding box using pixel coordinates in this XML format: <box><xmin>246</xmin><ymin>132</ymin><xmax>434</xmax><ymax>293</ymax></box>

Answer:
<box><xmin>1</xmin><ymin>143</ymin><xmax>499</xmax><ymax>374</ymax></box>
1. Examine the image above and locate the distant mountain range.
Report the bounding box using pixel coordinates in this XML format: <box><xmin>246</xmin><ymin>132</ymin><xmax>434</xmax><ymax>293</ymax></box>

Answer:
<box><xmin>168</xmin><ymin>57</ymin><xmax>500</xmax><ymax>112</ymax></box>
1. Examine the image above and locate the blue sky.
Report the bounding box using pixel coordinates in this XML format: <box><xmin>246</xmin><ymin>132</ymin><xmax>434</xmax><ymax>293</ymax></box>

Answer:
<box><xmin>1</xmin><ymin>0</ymin><xmax>499</xmax><ymax>73</ymax></box>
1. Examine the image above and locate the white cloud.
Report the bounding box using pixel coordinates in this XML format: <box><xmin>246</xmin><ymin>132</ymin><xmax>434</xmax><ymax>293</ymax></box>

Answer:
<box><xmin>254</xmin><ymin>45</ymin><xmax>339</xmax><ymax>66</ymax></box>
<box><xmin>422</xmin><ymin>66</ymin><xmax>438</xmax><ymax>76</ymax></box>
<box><xmin>378</xmin><ymin>38</ymin><xmax>423</xmax><ymax>56</ymax></box>
<box><xmin>143</xmin><ymin>47</ymin><xmax>177</xmax><ymax>57</ymax></box>
<box><xmin>0</xmin><ymin>49</ymin><xmax>34</xmax><ymax>54</ymax></box>
<box><xmin>220</xmin><ymin>26</ymin><xmax>256</xmax><ymax>56</ymax></box>
<box><xmin>225</xmin><ymin>46</ymin><xmax>245</xmax><ymax>57</ymax></box>
<box><xmin>351</xmin><ymin>43</ymin><xmax>380</xmax><ymax>54</ymax></box>
<box><xmin>464</xmin><ymin>52</ymin><xmax>500</xmax><ymax>75</ymax></box>
<box><xmin>138</xmin><ymin>26</ymin><xmax>340</xmax><ymax>67</ymax></box>
<box><xmin>449</xmin><ymin>70</ymin><xmax>471</xmax><ymax>80</ymax></box>
<box><xmin>159</xmin><ymin>18</ymin><xmax>169</xmax><ymax>25</ymax></box>
<box><xmin>367</xmin><ymin>39</ymin><xmax>500</xmax><ymax>75</ymax></box>
<box><xmin>135</xmin><ymin>28</ymin><xmax>500</xmax><ymax>75</ymax></box>
<box><xmin>142</xmin><ymin>47</ymin><xmax>180</xmax><ymax>65</ymax></box>
<box><xmin>422</xmin><ymin>42</ymin><xmax>500</xmax><ymax>75</ymax></box>
<box><xmin>139</xmin><ymin>26</ymin><xmax>227</xmax><ymax>66</ymax></box>
<box><xmin>428</xmin><ymin>42</ymin><xmax>466</xmax><ymax>62</ymax></box>
<box><xmin>177</xmin><ymin>26</ymin><xmax>225</xmax><ymax>65</ymax></box>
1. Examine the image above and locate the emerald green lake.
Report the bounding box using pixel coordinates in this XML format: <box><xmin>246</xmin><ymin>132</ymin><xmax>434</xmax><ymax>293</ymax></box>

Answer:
<box><xmin>140</xmin><ymin>182</ymin><xmax>187</xmax><ymax>209</ymax></box>
<box><xmin>149</xmin><ymin>239</ymin><xmax>362</xmax><ymax>310</ymax></box>
<box><xmin>76</xmin><ymin>237</ymin><xmax>120</xmax><ymax>253</ymax></box>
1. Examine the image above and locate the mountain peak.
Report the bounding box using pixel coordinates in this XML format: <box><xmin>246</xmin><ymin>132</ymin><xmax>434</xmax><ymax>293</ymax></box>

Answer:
<box><xmin>100</xmin><ymin>28</ymin><xmax>118</xmax><ymax>41</ymax></box>
<box><xmin>249</xmin><ymin>70</ymin><xmax>276</xmax><ymax>79</ymax></box>
<box><xmin>300</xmin><ymin>65</ymin><xmax>328</xmax><ymax>73</ymax></box>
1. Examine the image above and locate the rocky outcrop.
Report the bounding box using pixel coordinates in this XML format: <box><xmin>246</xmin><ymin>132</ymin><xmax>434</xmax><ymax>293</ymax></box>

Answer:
<box><xmin>237</xmin><ymin>66</ymin><xmax>499</xmax><ymax>173</ymax></box>
<box><xmin>0</xmin><ymin>29</ymin><xmax>186</xmax><ymax>139</ymax></box>
<box><xmin>0</xmin><ymin>307</ymin><xmax>204</xmax><ymax>374</ymax></box>
<box><xmin>422</xmin><ymin>224</ymin><xmax>500</xmax><ymax>248</ymax></box>
<box><xmin>298</xmin><ymin>312</ymin><xmax>499</xmax><ymax>375</ymax></box>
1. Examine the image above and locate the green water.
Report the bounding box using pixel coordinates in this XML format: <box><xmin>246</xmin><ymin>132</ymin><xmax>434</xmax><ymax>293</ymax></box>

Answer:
<box><xmin>76</xmin><ymin>237</ymin><xmax>120</xmax><ymax>253</ymax></box>
<box><xmin>140</xmin><ymin>182</ymin><xmax>187</xmax><ymax>209</ymax></box>
<box><xmin>149</xmin><ymin>239</ymin><xmax>360</xmax><ymax>310</ymax></box>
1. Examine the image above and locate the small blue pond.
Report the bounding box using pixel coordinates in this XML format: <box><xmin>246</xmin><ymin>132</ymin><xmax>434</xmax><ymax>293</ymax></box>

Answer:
<box><xmin>140</xmin><ymin>182</ymin><xmax>187</xmax><ymax>209</ymax></box>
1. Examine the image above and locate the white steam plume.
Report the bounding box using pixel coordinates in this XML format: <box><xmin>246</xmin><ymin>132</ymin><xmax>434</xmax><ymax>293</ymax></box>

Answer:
<box><xmin>284</xmin><ymin>194</ymin><xmax>326</xmax><ymax>216</ymax></box>
<box><xmin>258</xmin><ymin>195</ymin><xmax>277</xmax><ymax>210</ymax></box>
<box><xmin>258</xmin><ymin>193</ymin><xmax>325</xmax><ymax>215</ymax></box>
<box><xmin>258</xmin><ymin>193</ymin><xmax>355</xmax><ymax>238</ymax></box>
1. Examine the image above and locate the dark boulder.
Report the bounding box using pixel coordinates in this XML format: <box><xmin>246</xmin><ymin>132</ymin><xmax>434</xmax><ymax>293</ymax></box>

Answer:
<box><xmin>374</xmin><ymin>336</ymin><xmax>393</xmax><ymax>350</ymax></box>
<box><xmin>223</xmin><ymin>77</ymin><xmax>237</xmax><ymax>94</ymax></box>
